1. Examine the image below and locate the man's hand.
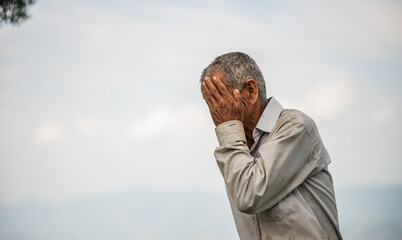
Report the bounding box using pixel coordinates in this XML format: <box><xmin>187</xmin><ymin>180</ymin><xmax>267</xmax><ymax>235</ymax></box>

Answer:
<box><xmin>202</xmin><ymin>76</ymin><xmax>247</xmax><ymax>126</ymax></box>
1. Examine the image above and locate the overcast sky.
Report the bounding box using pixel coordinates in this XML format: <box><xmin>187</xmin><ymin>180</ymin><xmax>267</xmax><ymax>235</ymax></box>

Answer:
<box><xmin>0</xmin><ymin>0</ymin><xmax>401</xmax><ymax>205</ymax></box>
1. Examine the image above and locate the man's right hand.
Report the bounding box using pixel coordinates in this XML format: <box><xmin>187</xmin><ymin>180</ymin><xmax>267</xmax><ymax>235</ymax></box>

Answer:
<box><xmin>201</xmin><ymin>76</ymin><xmax>248</xmax><ymax>126</ymax></box>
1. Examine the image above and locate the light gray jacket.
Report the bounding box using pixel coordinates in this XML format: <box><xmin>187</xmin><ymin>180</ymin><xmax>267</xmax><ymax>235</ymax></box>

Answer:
<box><xmin>214</xmin><ymin>97</ymin><xmax>342</xmax><ymax>240</ymax></box>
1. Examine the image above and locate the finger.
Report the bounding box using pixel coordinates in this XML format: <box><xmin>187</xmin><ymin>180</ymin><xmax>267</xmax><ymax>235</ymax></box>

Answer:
<box><xmin>201</xmin><ymin>81</ymin><xmax>210</xmax><ymax>102</ymax></box>
<box><xmin>204</xmin><ymin>77</ymin><xmax>223</xmax><ymax>103</ymax></box>
<box><xmin>233</xmin><ymin>89</ymin><xmax>242</xmax><ymax>102</ymax></box>
<box><xmin>204</xmin><ymin>89</ymin><xmax>217</xmax><ymax>110</ymax></box>
<box><xmin>202</xmin><ymin>81</ymin><xmax>217</xmax><ymax>107</ymax></box>
<box><xmin>212</xmin><ymin>76</ymin><xmax>231</xmax><ymax>99</ymax></box>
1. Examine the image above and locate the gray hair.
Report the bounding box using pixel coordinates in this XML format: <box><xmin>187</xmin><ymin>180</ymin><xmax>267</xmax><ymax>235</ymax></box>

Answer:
<box><xmin>200</xmin><ymin>52</ymin><xmax>267</xmax><ymax>100</ymax></box>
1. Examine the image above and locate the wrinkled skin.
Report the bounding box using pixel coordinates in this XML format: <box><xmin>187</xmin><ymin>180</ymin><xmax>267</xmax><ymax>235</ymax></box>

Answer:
<box><xmin>201</xmin><ymin>72</ymin><xmax>267</xmax><ymax>148</ymax></box>
<box><xmin>201</xmin><ymin>76</ymin><xmax>249</xmax><ymax>126</ymax></box>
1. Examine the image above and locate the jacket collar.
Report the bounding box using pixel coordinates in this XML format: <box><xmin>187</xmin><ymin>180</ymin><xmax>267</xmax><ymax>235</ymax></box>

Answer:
<box><xmin>254</xmin><ymin>97</ymin><xmax>283</xmax><ymax>134</ymax></box>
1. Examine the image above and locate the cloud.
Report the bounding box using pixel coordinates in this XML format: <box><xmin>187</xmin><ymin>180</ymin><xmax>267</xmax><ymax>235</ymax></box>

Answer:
<box><xmin>1</xmin><ymin>0</ymin><xmax>401</xmax><ymax>205</ymax></box>
<box><xmin>302</xmin><ymin>80</ymin><xmax>353</xmax><ymax>119</ymax></box>
<box><xmin>35</xmin><ymin>124</ymin><xmax>65</xmax><ymax>144</ymax></box>
<box><xmin>127</xmin><ymin>102</ymin><xmax>222</xmax><ymax>192</ymax></box>
<box><xmin>75</xmin><ymin>118</ymin><xmax>118</xmax><ymax>137</ymax></box>
<box><xmin>278</xmin><ymin>63</ymin><xmax>354</xmax><ymax>120</ymax></box>
<box><xmin>371</xmin><ymin>104</ymin><xmax>396</xmax><ymax>126</ymax></box>
<box><xmin>130</xmin><ymin>102</ymin><xmax>210</xmax><ymax>139</ymax></box>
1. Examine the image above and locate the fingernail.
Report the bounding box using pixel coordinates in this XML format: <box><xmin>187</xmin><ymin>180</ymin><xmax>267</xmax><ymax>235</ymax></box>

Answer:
<box><xmin>213</xmin><ymin>76</ymin><xmax>216</xmax><ymax>80</ymax></box>
<box><xmin>234</xmin><ymin>89</ymin><xmax>240</xmax><ymax>93</ymax></box>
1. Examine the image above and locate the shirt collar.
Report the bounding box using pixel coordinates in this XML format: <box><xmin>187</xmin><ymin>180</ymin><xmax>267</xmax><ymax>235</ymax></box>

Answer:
<box><xmin>254</xmin><ymin>97</ymin><xmax>283</xmax><ymax>134</ymax></box>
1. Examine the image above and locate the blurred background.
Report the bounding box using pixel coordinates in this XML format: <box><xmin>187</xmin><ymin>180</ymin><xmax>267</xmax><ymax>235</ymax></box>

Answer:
<box><xmin>0</xmin><ymin>0</ymin><xmax>401</xmax><ymax>239</ymax></box>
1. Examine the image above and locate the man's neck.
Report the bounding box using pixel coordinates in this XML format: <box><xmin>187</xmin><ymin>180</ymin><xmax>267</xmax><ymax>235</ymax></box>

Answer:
<box><xmin>244</xmin><ymin>98</ymin><xmax>269</xmax><ymax>148</ymax></box>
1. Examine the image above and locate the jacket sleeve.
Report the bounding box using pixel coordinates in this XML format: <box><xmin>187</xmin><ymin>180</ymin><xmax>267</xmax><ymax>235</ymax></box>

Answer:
<box><xmin>214</xmin><ymin>118</ymin><xmax>322</xmax><ymax>214</ymax></box>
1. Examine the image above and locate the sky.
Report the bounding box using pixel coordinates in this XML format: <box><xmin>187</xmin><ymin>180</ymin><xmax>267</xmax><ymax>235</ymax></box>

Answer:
<box><xmin>0</xmin><ymin>0</ymin><xmax>401</xmax><ymax>238</ymax></box>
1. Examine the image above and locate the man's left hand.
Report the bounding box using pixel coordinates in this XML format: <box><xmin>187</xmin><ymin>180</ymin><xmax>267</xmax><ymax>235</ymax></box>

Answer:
<box><xmin>202</xmin><ymin>76</ymin><xmax>246</xmax><ymax>126</ymax></box>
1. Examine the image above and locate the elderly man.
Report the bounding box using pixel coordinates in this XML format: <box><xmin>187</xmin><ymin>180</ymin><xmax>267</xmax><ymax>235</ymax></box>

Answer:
<box><xmin>201</xmin><ymin>52</ymin><xmax>342</xmax><ymax>239</ymax></box>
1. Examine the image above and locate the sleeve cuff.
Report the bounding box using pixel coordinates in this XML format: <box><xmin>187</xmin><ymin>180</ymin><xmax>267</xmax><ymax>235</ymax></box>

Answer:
<box><xmin>215</xmin><ymin>120</ymin><xmax>246</xmax><ymax>146</ymax></box>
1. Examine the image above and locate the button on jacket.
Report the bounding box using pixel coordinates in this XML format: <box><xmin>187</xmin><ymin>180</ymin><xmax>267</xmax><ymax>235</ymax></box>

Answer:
<box><xmin>214</xmin><ymin>97</ymin><xmax>342</xmax><ymax>240</ymax></box>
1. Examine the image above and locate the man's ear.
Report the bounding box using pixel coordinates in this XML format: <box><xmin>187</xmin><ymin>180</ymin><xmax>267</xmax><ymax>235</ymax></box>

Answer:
<box><xmin>245</xmin><ymin>79</ymin><xmax>259</xmax><ymax>104</ymax></box>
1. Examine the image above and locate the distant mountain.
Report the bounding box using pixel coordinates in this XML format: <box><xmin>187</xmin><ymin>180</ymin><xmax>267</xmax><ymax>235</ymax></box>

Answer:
<box><xmin>336</xmin><ymin>186</ymin><xmax>402</xmax><ymax>240</ymax></box>
<box><xmin>0</xmin><ymin>189</ymin><xmax>238</xmax><ymax>240</ymax></box>
<box><xmin>0</xmin><ymin>186</ymin><xmax>401</xmax><ymax>240</ymax></box>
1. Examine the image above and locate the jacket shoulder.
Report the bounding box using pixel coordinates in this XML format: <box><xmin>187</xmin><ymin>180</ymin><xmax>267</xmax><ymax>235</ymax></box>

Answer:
<box><xmin>276</xmin><ymin>109</ymin><xmax>318</xmax><ymax>136</ymax></box>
